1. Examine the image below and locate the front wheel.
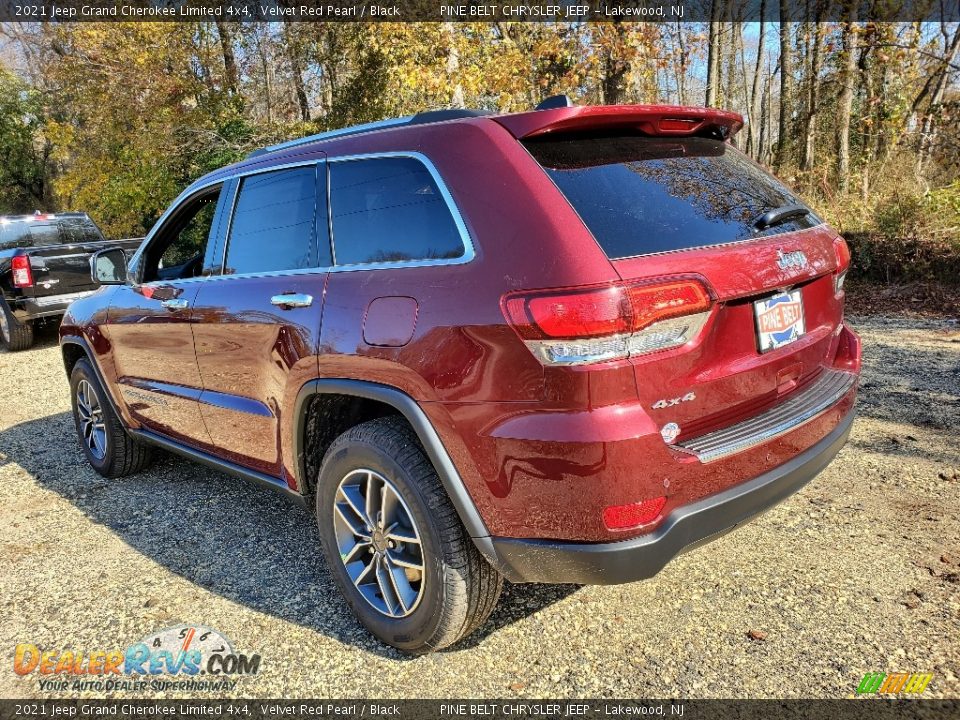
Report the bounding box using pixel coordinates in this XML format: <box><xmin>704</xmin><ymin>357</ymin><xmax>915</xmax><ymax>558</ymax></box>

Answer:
<box><xmin>316</xmin><ymin>416</ymin><xmax>502</xmax><ymax>654</ymax></box>
<box><xmin>70</xmin><ymin>358</ymin><xmax>152</xmax><ymax>478</ymax></box>
<box><xmin>0</xmin><ymin>300</ymin><xmax>34</xmax><ymax>351</ymax></box>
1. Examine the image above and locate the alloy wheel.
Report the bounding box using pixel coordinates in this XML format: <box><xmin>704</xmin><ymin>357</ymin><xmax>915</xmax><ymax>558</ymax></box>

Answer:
<box><xmin>76</xmin><ymin>379</ymin><xmax>107</xmax><ymax>460</ymax></box>
<box><xmin>332</xmin><ymin>468</ymin><xmax>426</xmax><ymax>618</ymax></box>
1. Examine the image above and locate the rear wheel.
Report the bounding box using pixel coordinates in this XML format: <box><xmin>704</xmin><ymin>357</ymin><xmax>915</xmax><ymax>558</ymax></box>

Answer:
<box><xmin>316</xmin><ymin>416</ymin><xmax>502</xmax><ymax>654</ymax></box>
<box><xmin>70</xmin><ymin>358</ymin><xmax>152</xmax><ymax>477</ymax></box>
<box><xmin>0</xmin><ymin>300</ymin><xmax>34</xmax><ymax>351</ymax></box>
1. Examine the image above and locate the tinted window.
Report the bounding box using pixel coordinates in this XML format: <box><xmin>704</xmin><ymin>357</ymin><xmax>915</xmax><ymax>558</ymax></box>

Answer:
<box><xmin>0</xmin><ymin>220</ymin><xmax>60</xmax><ymax>249</ymax></box>
<box><xmin>329</xmin><ymin>157</ymin><xmax>464</xmax><ymax>265</ymax></box>
<box><xmin>58</xmin><ymin>216</ymin><xmax>105</xmax><ymax>244</ymax></box>
<box><xmin>224</xmin><ymin>166</ymin><xmax>318</xmax><ymax>275</ymax></box>
<box><xmin>524</xmin><ymin>135</ymin><xmax>821</xmax><ymax>259</ymax></box>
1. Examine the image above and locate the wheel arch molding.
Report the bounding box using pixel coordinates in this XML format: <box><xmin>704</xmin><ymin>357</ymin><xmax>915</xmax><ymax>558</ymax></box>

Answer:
<box><xmin>293</xmin><ymin>378</ymin><xmax>493</xmax><ymax>545</ymax></box>
<box><xmin>60</xmin><ymin>335</ymin><xmax>124</xmax><ymax>421</ymax></box>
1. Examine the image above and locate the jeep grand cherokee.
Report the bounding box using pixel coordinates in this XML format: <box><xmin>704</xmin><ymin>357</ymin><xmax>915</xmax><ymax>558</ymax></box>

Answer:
<box><xmin>60</xmin><ymin>103</ymin><xmax>861</xmax><ymax>653</ymax></box>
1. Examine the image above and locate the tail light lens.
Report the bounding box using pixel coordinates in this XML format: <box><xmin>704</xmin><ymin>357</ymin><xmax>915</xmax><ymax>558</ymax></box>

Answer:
<box><xmin>833</xmin><ymin>236</ymin><xmax>850</xmax><ymax>294</ymax></box>
<box><xmin>11</xmin><ymin>255</ymin><xmax>33</xmax><ymax>288</ymax></box>
<box><xmin>502</xmin><ymin>277</ymin><xmax>713</xmax><ymax>366</ymax></box>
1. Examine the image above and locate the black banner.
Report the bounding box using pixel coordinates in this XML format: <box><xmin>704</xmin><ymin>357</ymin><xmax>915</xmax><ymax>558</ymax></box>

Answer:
<box><xmin>1</xmin><ymin>700</ymin><xmax>960</xmax><ymax>720</ymax></box>
<box><xmin>0</xmin><ymin>0</ymin><xmax>957</xmax><ymax>23</ymax></box>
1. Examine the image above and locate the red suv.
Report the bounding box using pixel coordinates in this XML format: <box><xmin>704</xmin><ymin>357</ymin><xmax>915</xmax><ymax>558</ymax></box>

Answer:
<box><xmin>60</xmin><ymin>103</ymin><xmax>861</xmax><ymax>653</ymax></box>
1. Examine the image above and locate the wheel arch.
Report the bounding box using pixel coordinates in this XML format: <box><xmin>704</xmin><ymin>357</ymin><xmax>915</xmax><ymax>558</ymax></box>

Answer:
<box><xmin>60</xmin><ymin>335</ymin><xmax>125</xmax><ymax>421</ymax></box>
<box><xmin>294</xmin><ymin>379</ymin><xmax>492</xmax><ymax>546</ymax></box>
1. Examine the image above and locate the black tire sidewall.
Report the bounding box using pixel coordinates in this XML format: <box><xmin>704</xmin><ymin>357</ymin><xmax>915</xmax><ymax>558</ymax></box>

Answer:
<box><xmin>69</xmin><ymin>360</ymin><xmax>112</xmax><ymax>473</ymax></box>
<box><xmin>316</xmin><ymin>437</ymin><xmax>450</xmax><ymax>653</ymax></box>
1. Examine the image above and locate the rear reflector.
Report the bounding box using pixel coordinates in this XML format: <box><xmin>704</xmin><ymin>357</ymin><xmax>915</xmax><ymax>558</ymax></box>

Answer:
<box><xmin>603</xmin><ymin>496</ymin><xmax>667</xmax><ymax>531</ymax></box>
<box><xmin>11</xmin><ymin>255</ymin><xmax>33</xmax><ymax>288</ymax></box>
<box><xmin>502</xmin><ymin>277</ymin><xmax>713</xmax><ymax>365</ymax></box>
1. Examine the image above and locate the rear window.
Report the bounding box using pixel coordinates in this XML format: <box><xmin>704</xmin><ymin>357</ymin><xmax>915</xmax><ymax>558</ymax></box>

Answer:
<box><xmin>524</xmin><ymin>135</ymin><xmax>821</xmax><ymax>259</ymax></box>
<box><xmin>0</xmin><ymin>216</ymin><xmax>104</xmax><ymax>250</ymax></box>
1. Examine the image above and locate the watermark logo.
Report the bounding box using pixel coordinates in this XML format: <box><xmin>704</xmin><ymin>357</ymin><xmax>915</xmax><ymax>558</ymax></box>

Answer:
<box><xmin>13</xmin><ymin>624</ymin><xmax>260</xmax><ymax>693</ymax></box>
<box><xmin>856</xmin><ymin>672</ymin><xmax>933</xmax><ymax>695</ymax></box>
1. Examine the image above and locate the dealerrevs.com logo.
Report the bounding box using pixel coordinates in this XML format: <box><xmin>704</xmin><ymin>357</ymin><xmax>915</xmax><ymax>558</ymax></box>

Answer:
<box><xmin>13</xmin><ymin>625</ymin><xmax>261</xmax><ymax>693</ymax></box>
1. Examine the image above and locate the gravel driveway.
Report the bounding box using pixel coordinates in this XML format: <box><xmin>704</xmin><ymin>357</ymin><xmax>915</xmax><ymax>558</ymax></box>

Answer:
<box><xmin>1</xmin><ymin>315</ymin><xmax>957</xmax><ymax>699</ymax></box>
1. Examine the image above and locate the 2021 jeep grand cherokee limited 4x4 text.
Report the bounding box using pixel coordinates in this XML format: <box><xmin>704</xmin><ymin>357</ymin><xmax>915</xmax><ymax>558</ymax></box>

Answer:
<box><xmin>60</xmin><ymin>104</ymin><xmax>861</xmax><ymax>653</ymax></box>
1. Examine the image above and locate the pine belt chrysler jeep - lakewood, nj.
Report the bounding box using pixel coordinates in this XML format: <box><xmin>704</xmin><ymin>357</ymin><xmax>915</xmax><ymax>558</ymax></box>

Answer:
<box><xmin>60</xmin><ymin>103</ymin><xmax>861</xmax><ymax>653</ymax></box>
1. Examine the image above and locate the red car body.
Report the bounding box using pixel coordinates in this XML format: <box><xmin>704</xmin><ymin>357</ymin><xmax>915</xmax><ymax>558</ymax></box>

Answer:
<box><xmin>61</xmin><ymin>104</ymin><xmax>861</xmax><ymax>585</ymax></box>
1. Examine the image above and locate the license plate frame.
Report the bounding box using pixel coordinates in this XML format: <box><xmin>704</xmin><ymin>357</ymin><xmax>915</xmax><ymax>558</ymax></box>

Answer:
<box><xmin>754</xmin><ymin>289</ymin><xmax>805</xmax><ymax>353</ymax></box>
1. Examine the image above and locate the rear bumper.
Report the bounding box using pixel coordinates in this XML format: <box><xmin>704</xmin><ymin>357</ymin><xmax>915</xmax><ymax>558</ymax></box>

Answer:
<box><xmin>488</xmin><ymin>404</ymin><xmax>855</xmax><ymax>584</ymax></box>
<box><xmin>12</xmin><ymin>290</ymin><xmax>96</xmax><ymax>320</ymax></box>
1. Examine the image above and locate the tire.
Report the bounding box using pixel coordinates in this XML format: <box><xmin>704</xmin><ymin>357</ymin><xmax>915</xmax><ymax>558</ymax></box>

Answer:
<box><xmin>70</xmin><ymin>358</ymin><xmax>152</xmax><ymax>478</ymax></box>
<box><xmin>316</xmin><ymin>416</ymin><xmax>503</xmax><ymax>654</ymax></box>
<box><xmin>0</xmin><ymin>300</ymin><xmax>34</xmax><ymax>351</ymax></box>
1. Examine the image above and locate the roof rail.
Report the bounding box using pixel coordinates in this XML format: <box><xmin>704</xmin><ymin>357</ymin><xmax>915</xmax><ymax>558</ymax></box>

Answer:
<box><xmin>247</xmin><ymin>109</ymin><xmax>494</xmax><ymax>159</ymax></box>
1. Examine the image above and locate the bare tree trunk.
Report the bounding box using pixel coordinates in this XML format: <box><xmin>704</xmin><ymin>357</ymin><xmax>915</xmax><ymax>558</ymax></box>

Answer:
<box><xmin>214</xmin><ymin>19</ymin><xmax>239</xmax><ymax>97</ymax></box>
<box><xmin>283</xmin><ymin>31</ymin><xmax>310</xmax><ymax>121</ymax></box>
<box><xmin>443</xmin><ymin>23</ymin><xmax>465</xmax><ymax>108</ymax></box>
<box><xmin>776</xmin><ymin>0</ymin><xmax>793</xmax><ymax>169</ymax></box>
<box><xmin>256</xmin><ymin>30</ymin><xmax>273</xmax><ymax>124</ymax></box>
<box><xmin>601</xmin><ymin>21</ymin><xmax>630</xmax><ymax>105</ymax></box>
<box><xmin>706</xmin><ymin>0</ymin><xmax>722</xmax><ymax>106</ymax></box>
<box><xmin>916</xmin><ymin>25</ymin><xmax>960</xmax><ymax>175</ymax></box>
<box><xmin>724</xmin><ymin>16</ymin><xmax>739</xmax><ymax>112</ymax></box>
<box><xmin>674</xmin><ymin>21</ymin><xmax>688</xmax><ymax>105</ymax></box>
<box><xmin>836</xmin><ymin>13</ymin><xmax>857</xmax><ymax>193</ymax></box>
<box><xmin>759</xmin><ymin>56</ymin><xmax>773</xmax><ymax>165</ymax></box>
<box><xmin>748</xmin><ymin>0</ymin><xmax>766</xmax><ymax>158</ymax></box>
<box><xmin>801</xmin><ymin>21</ymin><xmax>824</xmax><ymax>172</ymax></box>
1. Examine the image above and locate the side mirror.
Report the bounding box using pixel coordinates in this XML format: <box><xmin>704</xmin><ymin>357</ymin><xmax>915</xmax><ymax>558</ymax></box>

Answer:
<box><xmin>90</xmin><ymin>247</ymin><xmax>128</xmax><ymax>285</ymax></box>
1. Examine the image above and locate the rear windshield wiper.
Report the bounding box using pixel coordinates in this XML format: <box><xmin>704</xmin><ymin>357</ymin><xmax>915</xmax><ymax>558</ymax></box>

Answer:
<box><xmin>753</xmin><ymin>204</ymin><xmax>810</xmax><ymax>231</ymax></box>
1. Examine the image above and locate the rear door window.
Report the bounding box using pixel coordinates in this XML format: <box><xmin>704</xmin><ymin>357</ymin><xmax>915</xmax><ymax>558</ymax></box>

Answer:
<box><xmin>328</xmin><ymin>156</ymin><xmax>465</xmax><ymax>266</ymax></box>
<box><xmin>0</xmin><ymin>221</ymin><xmax>60</xmax><ymax>249</ymax></box>
<box><xmin>523</xmin><ymin>135</ymin><xmax>821</xmax><ymax>259</ymax></box>
<box><xmin>58</xmin><ymin>216</ymin><xmax>105</xmax><ymax>244</ymax></box>
<box><xmin>223</xmin><ymin>165</ymin><xmax>319</xmax><ymax>275</ymax></box>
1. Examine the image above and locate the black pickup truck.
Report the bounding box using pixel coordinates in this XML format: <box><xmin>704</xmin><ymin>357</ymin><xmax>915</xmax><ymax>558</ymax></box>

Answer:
<box><xmin>0</xmin><ymin>213</ymin><xmax>142</xmax><ymax>351</ymax></box>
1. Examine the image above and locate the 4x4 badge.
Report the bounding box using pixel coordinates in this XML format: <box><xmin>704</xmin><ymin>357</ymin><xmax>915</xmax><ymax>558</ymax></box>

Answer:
<box><xmin>652</xmin><ymin>392</ymin><xmax>696</xmax><ymax>410</ymax></box>
<box><xmin>776</xmin><ymin>249</ymin><xmax>809</xmax><ymax>271</ymax></box>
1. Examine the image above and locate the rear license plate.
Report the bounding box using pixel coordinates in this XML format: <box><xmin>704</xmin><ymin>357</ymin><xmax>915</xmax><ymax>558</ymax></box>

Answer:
<box><xmin>754</xmin><ymin>290</ymin><xmax>805</xmax><ymax>352</ymax></box>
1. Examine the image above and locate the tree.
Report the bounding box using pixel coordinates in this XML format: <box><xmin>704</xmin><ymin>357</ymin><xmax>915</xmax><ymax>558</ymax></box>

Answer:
<box><xmin>0</xmin><ymin>68</ymin><xmax>51</xmax><ymax>212</ymax></box>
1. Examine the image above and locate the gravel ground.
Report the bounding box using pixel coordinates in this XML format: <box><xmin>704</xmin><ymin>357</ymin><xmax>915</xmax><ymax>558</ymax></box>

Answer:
<box><xmin>0</xmin><ymin>315</ymin><xmax>958</xmax><ymax>699</ymax></box>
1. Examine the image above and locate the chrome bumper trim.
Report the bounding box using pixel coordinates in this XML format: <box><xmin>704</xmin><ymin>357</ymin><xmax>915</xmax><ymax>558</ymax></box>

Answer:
<box><xmin>32</xmin><ymin>290</ymin><xmax>96</xmax><ymax>307</ymax></box>
<box><xmin>675</xmin><ymin>369</ymin><xmax>857</xmax><ymax>463</ymax></box>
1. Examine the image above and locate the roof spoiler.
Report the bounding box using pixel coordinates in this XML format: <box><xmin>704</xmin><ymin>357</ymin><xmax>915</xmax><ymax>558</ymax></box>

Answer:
<box><xmin>494</xmin><ymin>105</ymin><xmax>744</xmax><ymax>141</ymax></box>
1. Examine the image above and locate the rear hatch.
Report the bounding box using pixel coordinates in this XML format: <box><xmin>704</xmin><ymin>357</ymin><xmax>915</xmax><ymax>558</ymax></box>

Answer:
<box><xmin>519</xmin><ymin>125</ymin><xmax>848</xmax><ymax>439</ymax></box>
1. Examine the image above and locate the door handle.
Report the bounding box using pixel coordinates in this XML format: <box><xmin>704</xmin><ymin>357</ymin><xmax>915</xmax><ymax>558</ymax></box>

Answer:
<box><xmin>271</xmin><ymin>293</ymin><xmax>313</xmax><ymax>309</ymax></box>
<box><xmin>161</xmin><ymin>298</ymin><xmax>189</xmax><ymax>311</ymax></box>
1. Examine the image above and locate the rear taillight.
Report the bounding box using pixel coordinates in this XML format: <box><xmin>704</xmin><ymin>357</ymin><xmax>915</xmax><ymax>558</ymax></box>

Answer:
<box><xmin>502</xmin><ymin>277</ymin><xmax>713</xmax><ymax>366</ymax></box>
<box><xmin>11</xmin><ymin>255</ymin><xmax>33</xmax><ymax>288</ymax></box>
<box><xmin>833</xmin><ymin>236</ymin><xmax>850</xmax><ymax>294</ymax></box>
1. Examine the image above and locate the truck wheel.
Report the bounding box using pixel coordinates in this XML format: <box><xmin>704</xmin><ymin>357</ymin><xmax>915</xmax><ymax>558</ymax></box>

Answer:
<box><xmin>0</xmin><ymin>300</ymin><xmax>34</xmax><ymax>351</ymax></box>
<box><xmin>70</xmin><ymin>358</ymin><xmax>152</xmax><ymax>478</ymax></box>
<box><xmin>316</xmin><ymin>416</ymin><xmax>503</xmax><ymax>654</ymax></box>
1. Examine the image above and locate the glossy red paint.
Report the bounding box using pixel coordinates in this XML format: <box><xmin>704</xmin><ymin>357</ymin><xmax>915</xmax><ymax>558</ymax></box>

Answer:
<box><xmin>60</xmin><ymin>104</ymin><xmax>861</xmax><ymax>546</ymax></box>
